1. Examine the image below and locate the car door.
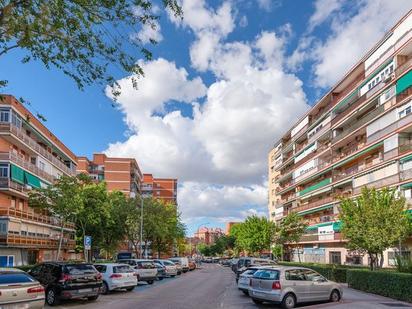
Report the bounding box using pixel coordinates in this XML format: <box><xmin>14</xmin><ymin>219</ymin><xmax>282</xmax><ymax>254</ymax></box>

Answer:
<box><xmin>29</xmin><ymin>264</ymin><xmax>47</xmax><ymax>286</ymax></box>
<box><xmin>284</xmin><ymin>269</ymin><xmax>310</xmax><ymax>302</ymax></box>
<box><xmin>302</xmin><ymin>269</ymin><xmax>331</xmax><ymax>301</ymax></box>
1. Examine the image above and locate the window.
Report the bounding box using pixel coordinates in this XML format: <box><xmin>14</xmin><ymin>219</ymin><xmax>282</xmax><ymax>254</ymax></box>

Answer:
<box><xmin>0</xmin><ymin>109</ymin><xmax>10</xmax><ymax>123</ymax></box>
<box><xmin>38</xmin><ymin>161</ymin><xmax>45</xmax><ymax>171</ymax></box>
<box><xmin>11</xmin><ymin>112</ymin><xmax>22</xmax><ymax>128</ymax></box>
<box><xmin>302</xmin><ymin>269</ymin><xmax>324</xmax><ymax>281</ymax></box>
<box><xmin>285</xmin><ymin>269</ymin><xmax>305</xmax><ymax>280</ymax></box>
<box><xmin>0</xmin><ymin>164</ymin><xmax>8</xmax><ymax>178</ymax></box>
<box><xmin>94</xmin><ymin>265</ymin><xmax>107</xmax><ymax>273</ymax></box>
<box><xmin>388</xmin><ymin>251</ymin><xmax>411</xmax><ymax>266</ymax></box>
<box><xmin>114</xmin><ymin>265</ymin><xmax>133</xmax><ymax>273</ymax></box>
<box><xmin>0</xmin><ymin>222</ymin><xmax>7</xmax><ymax>234</ymax></box>
<box><xmin>253</xmin><ymin>269</ymin><xmax>279</xmax><ymax>280</ymax></box>
<box><xmin>0</xmin><ymin>272</ymin><xmax>34</xmax><ymax>284</ymax></box>
<box><xmin>329</xmin><ymin>251</ymin><xmax>342</xmax><ymax>264</ymax></box>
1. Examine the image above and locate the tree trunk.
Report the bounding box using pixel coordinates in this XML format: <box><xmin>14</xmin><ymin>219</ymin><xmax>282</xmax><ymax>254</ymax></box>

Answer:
<box><xmin>297</xmin><ymin>245</ymin><xmax>301</xmax><ymax>263</ymax></box>
<box><xmin>56</xmin><ymin>222</ymin><xmax>65</xmax><ymax>261</ymax></box>
<box><xmin>379</xmin><ymin>252</ymin><xmax>384</xmax><ymax>269</ymax></box>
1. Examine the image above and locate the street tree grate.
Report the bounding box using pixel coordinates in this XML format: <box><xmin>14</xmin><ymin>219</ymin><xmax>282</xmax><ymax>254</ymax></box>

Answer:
<box><xmin>380</xmin><ymin>303</ymin><xmax>412</xmax><ymax>308</ymax></box>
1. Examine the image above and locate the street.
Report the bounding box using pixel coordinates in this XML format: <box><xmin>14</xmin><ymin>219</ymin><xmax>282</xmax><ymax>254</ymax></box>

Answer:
<box><xmin>48</xmin><ymin>264</ymin><xmax>412</xmax><ymax>309</ymax></box>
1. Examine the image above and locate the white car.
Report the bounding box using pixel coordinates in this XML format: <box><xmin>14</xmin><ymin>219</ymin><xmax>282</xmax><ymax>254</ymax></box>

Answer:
<box><xmin>118</xmin><ymin>259</ymin><xmax>158</xmax><ymax>284</ymax></box>
<box><xmin>154</xmin><ymin>260</ymin><xmax>178</xmax><ymax>277</ymax></box>
<box><xmin>169</xmin><ymin>257</ymin><xmax>189</xmax><ymax>272</ymax></box>
<box><xmin>94</xmin><ymin>263</ymin><xmax>137</xmax><ymax>294</ymax></box>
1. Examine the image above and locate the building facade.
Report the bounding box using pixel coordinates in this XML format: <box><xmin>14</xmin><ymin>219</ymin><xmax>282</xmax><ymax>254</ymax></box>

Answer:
<box><xmin>269</xmin><ymin>11</ymin><xmax>412</xmax><ymax>267</ymax></box>
<box><xmin>141</xmin><ymin>174</ymin><xmax>177</xmax><ymax>204</ymax></box>
<box><xmin>77</xmin><ymin>154</ymin><xmax>142</xmax><ymax>197</ymax></box>
<box><xmin>0</xmin><ymin>95</ymin><xmax>78</xmax><ymax>266</ymax></box>
<box><xmin>194</xmin><ymin>227</ymin><xmax>224</xmax><ymax>245</ymax></box>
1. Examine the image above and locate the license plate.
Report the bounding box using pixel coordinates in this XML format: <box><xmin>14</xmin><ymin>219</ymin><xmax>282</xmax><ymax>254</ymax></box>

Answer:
<box><xmin>253</xmin><ymin>291</ymin><xmax>265</xmax><ymax>297</ymax></box>
<box><xmin>79</xmin><ymin>288</ymin><xmax>93</xmax><ymax>293</ymax></box>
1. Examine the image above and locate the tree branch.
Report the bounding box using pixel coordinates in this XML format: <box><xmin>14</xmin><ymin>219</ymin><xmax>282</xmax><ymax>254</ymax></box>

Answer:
<box><xmin>0</xmin><ymin>44</ymin><xmax>18</xmax><ymax>57</ymax></box>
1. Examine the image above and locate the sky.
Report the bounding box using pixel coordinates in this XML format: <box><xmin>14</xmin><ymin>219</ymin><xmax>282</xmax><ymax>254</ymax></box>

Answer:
<box><xmin>1</xmin><ymin>0</ymin><xmax>411</xmax><ymax>236</ymax></box>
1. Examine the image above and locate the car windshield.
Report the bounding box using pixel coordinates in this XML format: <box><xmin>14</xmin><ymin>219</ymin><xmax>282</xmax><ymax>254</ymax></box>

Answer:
<box><xmin>0</xmin><ymin>272</ymin><xmax>35</xmax><ymax>284</ymax></box>
<box><xmin>114</xmin><ymin>265</ymin><xmax>133</xmax><ymax>273</ymax></box>
<box><xmin>65</xmin><ymin>264</ymin><xmax>96</xmax><ymax>275</ymax></box>
<box><xmin>139</xmin><ymin>262</ymin><xmax>155</xmax><ymax>268</ymax></box>
<box><xmin>163</xmin><ymin>261</ymin><xmax>174</xmax><ymax>266</ymax></box>
<box><xmin>253</xmin><ymin>269</ymin><xmax>280</xmax><ymax>280</ymax></box>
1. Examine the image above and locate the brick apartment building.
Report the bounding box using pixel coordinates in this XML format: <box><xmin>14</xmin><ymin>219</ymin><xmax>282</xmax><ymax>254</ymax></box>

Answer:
<box><xmin>194</xmin><ymin>227</ymin><xmax>224</xmax><ymax>245</ymax></box>
<box><xmin>141</xmin><ymin>173</ymin><xmax>177</xmax><ymax>204</ymax></box>
<box><xmin>77</xmin><ymin>154</ymin><xmax>142</xmax><ymax>197</ymax></box>
<box><xmin>269</xmin><ymin>11</ymin><xmax>412</xmax><ymax>267</ymax></box>
<box><xmin>0</xmin><ymin>95</ymin><xmax>77</xmax><ymax>266</ymax></box>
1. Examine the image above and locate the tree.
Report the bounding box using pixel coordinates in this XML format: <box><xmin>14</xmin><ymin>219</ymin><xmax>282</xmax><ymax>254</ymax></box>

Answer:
<box><xmin>29</xmin><ymin>175</ymin><xmax>82</xmax><ymax>260</ymax></box>
<box><xmin>339</xmin><ymin>187</ymin><xmax>410</xmax><ymax>270</ymax></box>
<box><xmin>277</xmin><ymin>212</ymin><xmax>308</xmax><ymax>262</ymax></box>
<box><xmin>233</xmin><ymin>216</ymin><xmax>276</xmax><ymax>255</ymax></box>
<box><xmin>0</xmin><ymin>0</ymin><xmax>182</xmax><ymax>95</ymax></box>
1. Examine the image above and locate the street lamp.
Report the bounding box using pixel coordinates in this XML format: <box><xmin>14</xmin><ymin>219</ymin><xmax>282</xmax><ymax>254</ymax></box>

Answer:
<box><xmin>139</xmin><ymin>194</ymin><xmax>144</xmax><ymax>259</ymax></box>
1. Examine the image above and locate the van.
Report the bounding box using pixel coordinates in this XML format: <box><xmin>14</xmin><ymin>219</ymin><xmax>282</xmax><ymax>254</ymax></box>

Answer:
<box><xmin>169</xmin><ymin>257</ymin><xmax>189</xmax><ymax>272</ymax></box>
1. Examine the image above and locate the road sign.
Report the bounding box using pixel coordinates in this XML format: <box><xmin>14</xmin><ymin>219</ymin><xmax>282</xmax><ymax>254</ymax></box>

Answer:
<box><xmin>84</xmin><ymin>236</ymin><xmax>92</xmax><ymax>250</ymax></box>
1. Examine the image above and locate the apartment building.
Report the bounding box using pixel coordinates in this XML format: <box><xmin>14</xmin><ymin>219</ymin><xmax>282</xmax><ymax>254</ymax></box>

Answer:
<box><xmin>77</xmin><ymin>153</ymin><xmax>142</xmax><ymax>197</ymax></box>
<box><xmin>0</xmin><ymin>95</ymin><xmax>77</xmax><ymax>266</ymax></box>
<box><xmin>194</xmin><ymin>227</ymin><xmax>224</xmax><ymax>245</ymax></box>
<box><xmin>268</xmin><ymin>11</ymin><xmax>412</xmax><ymax>267</ymax></box>
<box><xmin>141</xmin><ymin>173</ymin><xmax>177</xmax><ymax>204</ymax></box>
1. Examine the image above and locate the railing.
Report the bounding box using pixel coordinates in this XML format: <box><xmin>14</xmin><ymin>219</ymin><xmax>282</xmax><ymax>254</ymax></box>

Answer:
<box><xmin>0</xmin><ymin>206</ymin><xmax>75</xmax><ymax>229</ymax></box>
<box><xmin>0</xmin><ymin>177</ymin><xmax>29</xmax><ymax>195</ymax></box>
<box><xmin>384</xmin><ymin>144</ymin><xmax>412</xmax><ymax>161</ymax></box>
<box><xmin>395</xmin><ymin>57</ymin><xmax>412</xmax><ymax>78</ymax></box>
<box><xmin>0</xmin><ymin>152</ymin><xmax>55</xmax><ymax>183</ymax></box>
<box><xmin>332</xmin><ymin>94</ymin><xmax>367</xmax><ymax>127</ymax></box>
<box><xmin>332</xmin><ymin>105</ymin><xmax>385</xmax><ymax>143</ymax></box>
<box><xmin>333</xmin><ymin>158</ymin><xmax>383</xmax><ymax>182</ymax></box>
<box><xmin>401</xmin><ymin>168</ymin><xmax>412</xmax><ymax>182</ymax></box>
<box><xmin>353</xmin><ymin>174</ymin><xmax>400</xmax><ymax>194</ymax></box>
<box><xmin>294</xmin><ymin>159</ymin><xmax>331</xmax><ymax>183</ymax></box>
<box><xmin>300</xmin><ymin>234</ymin><xmax>319</xmax><ymax>242</ymax></box>
<box><xmin>280</xmin><ymin>194</ymin><xmax>296</xmax><ymax>204</ymax></box>
<box><xmin>307</xmin><ymin>123</ymin><xmax>331</xmax><ymax>145</ymax></box>
<box><xmin>0</xmin><ymin>123</ymin><xmax>75</xmax><ymax>176</ymax></box>
<box><xmin>333</xmin><ymin>73</ymin><xmax>365</xmax><ymax>105</ymax></box>
<box><xmin>368</xmin><ymin>111</ymin><xmax>412</xmax><ymax>144</ymax></box>
<box><xmin>295</xmin><ymin>196</ymin><xmax>335</xmax><ymax>213</ymax></box>
<box><xmin>0</xmin><ymin>234</ymin><xmax>75</xmax><ymax>249</ymax></box>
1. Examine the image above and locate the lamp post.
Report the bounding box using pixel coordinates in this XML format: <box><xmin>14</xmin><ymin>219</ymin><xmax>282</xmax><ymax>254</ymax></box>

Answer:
<box><xmin>139</xmin><ymin>194</ymin><xmax>144</xmax><ymax>259</ymax></box>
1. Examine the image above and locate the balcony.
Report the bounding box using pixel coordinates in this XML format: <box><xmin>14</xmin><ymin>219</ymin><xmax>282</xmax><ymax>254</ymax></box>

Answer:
<box><xmin>395</xmin><ymin>57</ymin><xmax>412</xmax><ymax>79</ymax></box>
<box><xmin>0</xmin><ymin>206</ymin><xmax>75</xmax><ymax>230</ymax></box>
<box><xmin>0</xmin><ymin>177</ymin><xmax>30</xmax><ymax>196</ymax></box>
<box><xmin>295</xmin><ymin>196</ymin><xmax>335</xmax><ymax>213</ymax></box>
<box><xmin>353</xmin><ymin>173</ymin><xmax>400</xmax><ymax>194</ymax></box>
<box><xmin>332</xmin><ymin>93</ymin><xmax>367</xmax><ymax>126</ymax></box>
<box><xmin>401</xmin><ymin>167</ymin><xmax>412</xmax><ymax>182</ymax></box>
<box><xmin>0</xmin><ymin>234</ymin><xmax>75</xmax><ymax>249</ymax></box>
<box><xmin>0</xmin><ymin>123</ymin><xmax>75</xmax><ymax>176</ymax></box>
<box><xmin>0</xmin><ymin>152</ymin><xmax>55</xmax><ymax>183</ymax></box>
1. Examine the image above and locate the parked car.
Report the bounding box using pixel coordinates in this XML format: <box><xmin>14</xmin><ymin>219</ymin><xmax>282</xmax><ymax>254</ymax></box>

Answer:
<box><xmin>0</xmin><ymin>268</ymin><xmax>45</xmax><ymax>308</ymax></box>
<box><xmin>28</xmin><ymin>262</ymin><xmax>102</xmax><ymax>306</ymax></box>
<box><xmin>235</xmin><ymin>257</ymin><xmax>276</xmax><ymax>276</ymax></box>
<box><xmin>188</xmin><ymin>259</ymin><xmax>197</xmax><ymax>271</ymax></box>
<box><xmin>248</xmin><ymin>266</ymin><xmax>342</xmax><ymax>309</ymax></box>
<box><xmin>117</xmin><ymin>259</ymin><xmax>157</xmax><ymax>284</ymax></box>
<box><xmin>172</xmin><ymin>261</ymin><xmax>183</xmax><ymax>275</ymax></box>
<box><xmin>169</xmin><ymin>257</ymin><xmax>189</xmax><ymax>272</ymax></box>
<box><xmin>153</xmin><ymin>260</ymin><xmax>178</xmax><ymax>277</ymax></box>
<box><xmin>94</xmin><ymin>263</ymin><xmax>137</xmax><ymax>294</ymax></box>
<box><xmin>236</xmin><ymin>262</ymin><xmax>277</xmax><ymax>283</ymax></box>
<box><xmin>237</xmin><ymin>266</ymin><xmax>262</xmax><ymax>295</ymax></box>
<box><xmin>153</xmin><ymin>262</ymin><xmax>166</xmax><ymax>280</ymax></box>
<box><xmin>220</xmin><ymin>258</ymin><xmax>232</xmax><ymax>267</ymax></box>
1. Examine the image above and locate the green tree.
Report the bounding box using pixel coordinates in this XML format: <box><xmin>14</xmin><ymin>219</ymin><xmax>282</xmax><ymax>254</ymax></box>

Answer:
<box><xmin>278</xmin><ymin>212</ymin><xmax>307</xmax><ymax>262</ymax></box>
<box><xmin>233</xmin><ymin>216</ymin><xmax>275</xmax><ymax>255</ymax></box>
<box><xmin>339</xmin><ymin>187</ymin><xmax>410</xmax><ymax>270</ymax></box>
<box><xmin>0</xmin><ymin>0</ymin><xmax>182</xmax><ymax>94</ymax></box>
<box><xmin>29</xmin><ymin>175</ymin><xmax>82</xmax><ymax>260</ymax></box>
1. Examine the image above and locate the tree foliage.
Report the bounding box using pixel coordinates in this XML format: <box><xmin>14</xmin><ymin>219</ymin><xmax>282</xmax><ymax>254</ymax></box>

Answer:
<box><xmin>339</xmin><ymin>187</ymin><xmax>411</xmax><ymax>270</ymax></box>
<box><xmin>0</xmin><ymin>0</ymin><xmax>182</xmax><ymax>94</ymax></box>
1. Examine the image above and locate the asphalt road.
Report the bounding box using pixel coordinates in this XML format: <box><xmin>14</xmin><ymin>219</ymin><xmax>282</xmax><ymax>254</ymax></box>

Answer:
<box><xmin>50</xmin><ymin>263</ymin><xmax>412</xmax><ymax>309</ymax></box>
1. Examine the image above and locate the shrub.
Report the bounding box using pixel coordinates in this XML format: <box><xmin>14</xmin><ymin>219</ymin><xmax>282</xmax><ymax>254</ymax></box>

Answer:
<box><xmin>278</xmin><ymin>262</ymin><xmax>348</xmax><ymax>283</ymax></box>
<box><xmin>395</xmin><ymin>256</ymin><xmax>412</xmax><ymax>273</ymax></box>
<box><xmin>347</xmin><ymin>269</ymin><xmax>412</xmax><ymax>302</ymax></box>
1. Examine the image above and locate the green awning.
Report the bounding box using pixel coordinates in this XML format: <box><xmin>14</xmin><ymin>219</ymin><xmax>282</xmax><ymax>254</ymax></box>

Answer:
<box><xmin>332</xmin><ymin>90</ymin><xmax>358</xmax><ymax>113</ymax></box>
<box><xmin>295</xmin><ymin>142</ymin><xmax>315</xmax><ymax>158</ymax></box>
<box><xmin>298</xmin><ymin>203</ymin><xmax>334</xmax><ymax>216</ymax></box>
<box><xmin>400</xmin><ymin>154</ymin><xmax>412</xmax><ymax>163</ymax></box>
<box><xmin>11</xmin><ymin>164</ymin><xmax>24</xmax><ymax>184</ymax></box>
<box><xmin>305</xmin><ymin>221</ymin><xmax>341</xmax><ymax>232</ymax></box>
<box><xmin>298</xmin><ymin>178</ymin><xmax>332</xmax><ymax>197</ymax></box>
<box><xmin>396</xmin><ymin>70</ymin><xmax>412</xmax><ymax>95</ymax></box>
<box><xmin>333</xmin><ymin>142</ymin><xmax>383</xmax><ymax>169</ymax></box>
<box><xmin>401</xmin><ymin>183</ymin><xmax>412</xmax><ymax>189</ymax></box>
<box><xmin>25</xmin><ymin>172</ymin><xmax>41</xmax><ymax>188</ymax></box>
<box><xmin>333</xmin><ymin>221</ymin><xmax>342</xmax><ymax>232</ymax></box>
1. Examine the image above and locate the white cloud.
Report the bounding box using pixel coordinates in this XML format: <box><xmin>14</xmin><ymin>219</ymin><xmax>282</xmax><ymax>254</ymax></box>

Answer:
<box><xmin>106</xmin><ymin>0</ymin><xmax>310</xmax><ymax>225</ymax></box>
<box><xmin>239</xmin><ymin>15</ymin><xmax>248</xmax><ymax>28</ymax></box>
<box><xmin>257</xmin><ymin>0</ymin><xmax>282</xmax><ymax>12</ymax></box>
<box><xmin>136</xmin><ymin>21</ymin><xmax>163</xmax><ymax>44</ymax></box>
<box><xmin>311</xmin><ymin>0</ymin><xmax>411</xmax><ymax>88</ymax></box>
<box><xmin>308</xmin><ymin>0</ymin><xmax>343</xmax><ymax>31</ymax></box>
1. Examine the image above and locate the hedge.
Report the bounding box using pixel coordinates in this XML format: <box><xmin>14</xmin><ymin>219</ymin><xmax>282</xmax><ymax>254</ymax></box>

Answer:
<box><xmin>278</xmin><ymin>262</ymin><xmax>348</xmax><ymax>283</ymax></box>
<box><xmin>347</xmin><ymin>269</ymin><xmax>412</xmax><ymax>302</ymax></box>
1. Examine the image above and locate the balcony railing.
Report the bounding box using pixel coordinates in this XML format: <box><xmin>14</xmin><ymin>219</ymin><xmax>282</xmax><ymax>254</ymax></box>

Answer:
<box><xmin>0</xmin><ymin>234</ymin><xmax>75</xmax><ymax>249</ymax></box>
<box><xmin>332</xmin><ymin>94</ymin><xmax>367</xmax><ymax>126</ymax></box>
<box><xmin>0</xmin><ymin>152</ymin><xmax>55</xmax><ymax>183</ymax></box>
<box><xmin>0</xmin><ymin>177</ymin><xmax>29</xmax><ymax>195</ymax></box>
<box><xmin>395</xmin><ymin>57</ymin><xmax>412</xmax><ymax>79</ymax></box>
<box><xmin>401</xmin><ymin>167</ymin><xmax>412</xmax><ymax>182</ymax></box>
<box><xmin>368</xmin><ymin>109</ymin><xmax>412</xmax><ymax>144</ymax></box>
<box><xmin>0</xmin><ymin>206</ymin><xmax>75</xmax><ymax>229</ymax></box>
<box><xmin>0</xmin><ymin>123</ymin><xmax>75</xmax><ymax>176</ymax></box>
<box><xmin>353</xmin><ymin>174</ymin><xmax>400</xmax><ymax>194</ymax></box>
<box><xmin>295</xmin><ymin>196</ymin><xmax>335</xmax><ymax>213</ymax></box>
<box><xmin>332</xmin><ymin>105</ymin><xmax>385</xmax><ymax>143</ymax></box>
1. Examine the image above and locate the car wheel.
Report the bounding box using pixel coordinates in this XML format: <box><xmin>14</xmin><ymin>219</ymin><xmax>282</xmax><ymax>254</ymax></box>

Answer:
<box><xmin>252</xmin><ymin>298</ymin><xmax>263</xmax><ymax>305</ymax></box>
<box><xmin>158</xmin><ymin>277</ymin><xmax>164</xmax><ymax>281</ymax></box>
<box><xmin>88</xmin><ymin>295</ymin><xmax>99</xmax><ymax>301</ymax></box>
<box><xmin>126</xmin><ymin>286</ymin><xmax>135</xmax><ymax>292</ymax></box>
<box><xmin>330</xmin><ymin>289</ymin><xmax>341</xmax><ymax>302</ymax></box>
<box><xmin>147</xmin><ymin>280</ymin><xmax>154</xmax><ymax>285</ymax></box>
<box><xmin>100</xmin><ymin>282</ymin><xmax>109</xmax><ymax>295</ymax></box>
<box><xmin>46</xmin><ymin>288</ymin><xmax>60</xmax><ymax>306</ymax></box>
<box><xmin>281</xmin><ymin>293</ymin><xmax>296</xmax><ymax>309</ymax></box>
<box><xmin>171</xmin><ymin>275</ymin><xmax>176</xmax><ymax>278</ymax></box>
<box><xmin>242</xmin><ymin>290</ymin><xmax>249</xmax><ymax>296</ymax></box>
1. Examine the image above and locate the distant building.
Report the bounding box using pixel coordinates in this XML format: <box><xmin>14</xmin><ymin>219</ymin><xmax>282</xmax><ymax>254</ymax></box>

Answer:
<box><xmin>0</xmin><ymin>95</ymin><xmax>77</xmax><ymax>265</ymax></box>
<box><xmin>225</xmin><ymin>222</ymin><xmax>240</xmax><ymax>235</ymax></box>
<box><xmin>194</xmin><ymin>227</ymin><xmax>224</xmax><ymax>245</ymax></box>
<box><xmin>141</xmin><ymin>173</ymin><xmax>177</xmax><ymax>204</ymax></box>
<box><xmin>77</xmin><ymin>153</ymin><xmax>142</xmax><ymax>197</ymax></box>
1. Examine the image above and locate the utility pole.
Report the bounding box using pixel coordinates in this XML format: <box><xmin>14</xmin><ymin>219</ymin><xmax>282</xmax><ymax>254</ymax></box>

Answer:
<box><xmin>140</xmin><ymin>195</ymin><xmax>144</xmax><ymax>259</ymax></box>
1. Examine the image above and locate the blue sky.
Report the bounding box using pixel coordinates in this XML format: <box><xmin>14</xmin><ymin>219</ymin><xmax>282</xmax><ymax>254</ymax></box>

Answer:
<box><xmin>1</xmin><ymin>0</ymin><xmax>411</xmax><ymax>235</ymax></box>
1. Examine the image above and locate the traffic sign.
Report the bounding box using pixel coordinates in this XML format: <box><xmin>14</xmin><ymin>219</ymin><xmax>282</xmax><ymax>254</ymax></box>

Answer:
<box><xmin>84</xmin><ymin>236</ymin><xmax>92</xmax><ymax>250</ymax></box>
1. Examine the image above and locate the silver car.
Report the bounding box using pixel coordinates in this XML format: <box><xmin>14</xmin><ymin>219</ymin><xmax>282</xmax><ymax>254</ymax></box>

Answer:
<box><xmin>237</xmin><ymin>266</ymin><xmax>264</xmax><ymax>295</ymax></box>
<box><xmin>249</xmin><ymin>266</ymin><xmax>342</xmax><ymax>309</ymax></box>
